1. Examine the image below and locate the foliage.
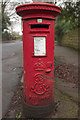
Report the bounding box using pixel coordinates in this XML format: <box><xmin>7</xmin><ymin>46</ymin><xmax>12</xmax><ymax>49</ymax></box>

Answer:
<box><xmin>2</xmin><ymin>31</ymin><xmax>21</xmax><ymax>41</ymax></box>
<box><xmin>16</xmin><ymin>112</ymin><xmax>22</xmax><ymax>119</ymax></box>
<box><xmin>55</xmin><ymin>1</ymin><xmax>80</xmax><ymax>44</ymax></box>
<box><xmin>2</xmin><ymin>13</ymin><xmax>11</xmax><ymax>32</ymax></box>
<box><xmin>2</xmin><ymin>31</ymin><xmax>11</xmax><ymax>40</ymax></box>
<box><xmin>1</xmin><ymin>0</ymin><xmax>21</xmax><ymax>40</ymax></box>
<box><xmin>60</xmin><ymin>1</ymin><xmax>80</xmax><ymax>28</ymax></box>
<box><xmin>55</xmin><ymin>18</ymin><xmax>70</xmax><ymax>44</ymax></box>
<box><xmin>1</xmin><ymin>1</ymin><xmax>11</xmax><ymax>32</ymax></box>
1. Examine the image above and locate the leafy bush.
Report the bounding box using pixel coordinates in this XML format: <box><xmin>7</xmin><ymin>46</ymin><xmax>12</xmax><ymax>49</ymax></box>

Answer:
<box><xmin>2</xmin><ymin>31</ymin><xmax>11</xmax><ymax>40</ymax></box>
<box><xmin>2</xmin><ymin>31</ymin><xmax>15</xmax><ymax>41</ymax></box>
<box><xmin>55</xmin><ymin>1</ymin><xmax>80</xmax><ymax>44</ymax></box>
<box><xmin>2</xmin><ymin>31</ymin><xmax>22</xmax><ymax>41</ymax></box>
<box><xmin>55</xmin><ymin>18</ymin><xmax>70</xmax><ymax>44</ymax></box>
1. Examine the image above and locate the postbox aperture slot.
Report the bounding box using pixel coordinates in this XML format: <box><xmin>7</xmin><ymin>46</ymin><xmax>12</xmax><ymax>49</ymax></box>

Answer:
<box><xmin>31</xmin><ymin>24</ymin><xmax>49</xmax><ymax>29</ymax></box>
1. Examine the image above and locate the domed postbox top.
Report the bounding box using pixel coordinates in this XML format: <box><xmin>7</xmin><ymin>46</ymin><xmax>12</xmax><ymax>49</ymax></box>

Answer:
<box><xmin>16</xmin><ymin>2</ymin><xmax>61</xmax><ymax>20</ymax></box>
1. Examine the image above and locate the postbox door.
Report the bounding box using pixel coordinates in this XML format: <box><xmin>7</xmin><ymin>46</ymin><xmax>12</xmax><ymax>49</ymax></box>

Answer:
<box><xmin>32</xmin><ymin>33</ymin><xmax>54</xmax><ymax>76</ymax></box>
<box><xmin>23</xmin><ymin>20</ymin><xmax>54</xmax><ymax>106</ymax></box>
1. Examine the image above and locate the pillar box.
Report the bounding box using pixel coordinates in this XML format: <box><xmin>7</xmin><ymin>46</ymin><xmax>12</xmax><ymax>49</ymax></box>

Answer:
<box><xmin>16</xmin><ymin>2</ymin><xmax>61</xmax><ymax>117</ymax></box>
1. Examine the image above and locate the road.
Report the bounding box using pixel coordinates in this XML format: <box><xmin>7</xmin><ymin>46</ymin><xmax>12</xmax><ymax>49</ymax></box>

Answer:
<box><xmin>2</xmin><ymin>41</ymin><xmax>23</xmax><ymax>118</ymax></box>
<box><xmin>0</xmin><ymin>43</ymin><xmax>2</xmax><ymax>120</ymax></box>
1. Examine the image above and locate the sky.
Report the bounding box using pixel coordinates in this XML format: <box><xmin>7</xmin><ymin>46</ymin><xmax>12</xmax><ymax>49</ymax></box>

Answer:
<box><xmin>9</xmin><ymin>0</ymin><xmax>33</xmax><ymax>35</ymax></box>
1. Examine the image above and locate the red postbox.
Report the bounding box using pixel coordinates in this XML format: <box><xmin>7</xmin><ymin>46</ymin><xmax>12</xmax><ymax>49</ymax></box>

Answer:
<box><xmin>16</xmin><ymin>2</ymin><xmax>61</xmax><ymax>117</ymax></box>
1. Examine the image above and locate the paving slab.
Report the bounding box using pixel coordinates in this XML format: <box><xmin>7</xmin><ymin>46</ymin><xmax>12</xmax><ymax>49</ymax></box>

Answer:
<box><xmin>54</xmin><ymin>77</ymin><xmax>78</xmax><ymax>103</ymax></box>
<box><xmin>52</xmin><ymin>89</ymin><xmax>78</xmax><ymax>118</ymax></box>
<box><xmin>54</xmin><ymin>45</ymin><xmax>78</xmax><ymax>66</ymax></box>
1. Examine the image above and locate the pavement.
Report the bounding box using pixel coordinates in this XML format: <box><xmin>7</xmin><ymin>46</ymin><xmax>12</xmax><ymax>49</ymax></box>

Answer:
<box><xmin>2</xmin><ymin>40</ymin><xmax>23</xmax><ymax>118</ymax></box>
<box><xmin>1</xmin><ymin>41</ymin><xmax>79</xmax><ymax>119</ymax></box>
<box><xmin>54</xmin><ymin>77</ymin><xmax>78</xmax><ymax>103</ymax></box>
<box><xmin>54</xmin><ymin>45</ymin><xmax>78</xmax><ymax>66</ymax></box>
<box><xmin>53</xmin><ymin>45</ymin><xmax>78</xmax><ymax>118</ymax></box>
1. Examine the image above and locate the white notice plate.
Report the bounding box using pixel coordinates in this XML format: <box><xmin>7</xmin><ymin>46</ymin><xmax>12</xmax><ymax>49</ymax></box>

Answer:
<box><xmin>34</xmin><ymin>37</ymin><xmax>46</xmax><ymax>56</ymax></box>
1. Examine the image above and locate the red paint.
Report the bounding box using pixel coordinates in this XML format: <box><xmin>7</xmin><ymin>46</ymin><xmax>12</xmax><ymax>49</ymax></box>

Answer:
<box><xmin>16</xmin><ymin>3</ymin><xmax>61</xmax><ymax>106</ymax></box>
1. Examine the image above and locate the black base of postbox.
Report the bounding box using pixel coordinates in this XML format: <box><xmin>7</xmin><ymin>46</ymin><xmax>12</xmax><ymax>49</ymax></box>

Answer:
<box><xmin>23</xmin><ymin>102</ymin><xmax>54</xmax><ymax>118</ymax></box>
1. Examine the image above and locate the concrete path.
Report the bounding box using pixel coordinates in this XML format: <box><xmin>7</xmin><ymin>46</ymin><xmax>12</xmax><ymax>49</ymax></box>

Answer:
<box><xmin>54</xmin><ymin>77</ymin><xmax>78</xmax><ymax>103</ymax></box>
<box><xmin>53</xmin><ymin>45</ymin><xmax>78</xmax><ymax>118</ymax></box>
<box><xmin>54</xmin><ymin>45</ymin><xmax>78</xmax><ymax>66</ymax></box>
